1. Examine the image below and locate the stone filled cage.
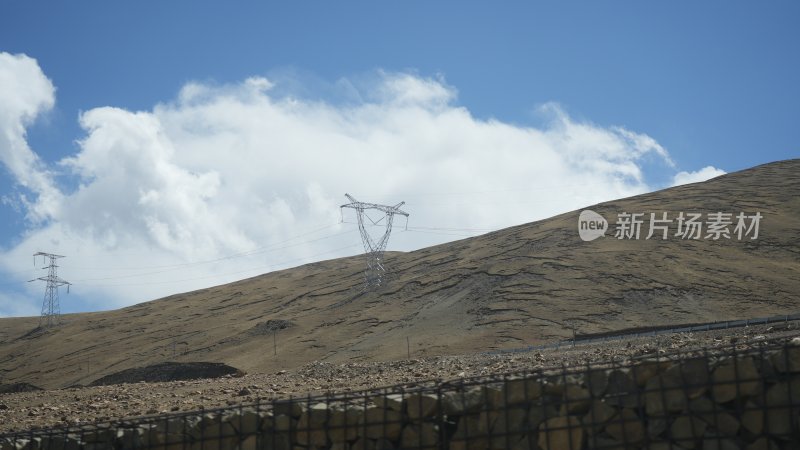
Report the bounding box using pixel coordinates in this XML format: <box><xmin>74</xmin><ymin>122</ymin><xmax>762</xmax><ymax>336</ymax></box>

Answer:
<box><xmin>1</xmin><ymin>336</ymin><xmax>799</xmax><ymax>449</ymax></box>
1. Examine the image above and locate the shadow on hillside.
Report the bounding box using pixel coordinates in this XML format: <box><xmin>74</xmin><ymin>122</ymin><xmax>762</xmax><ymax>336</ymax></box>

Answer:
<box><xmin>88</xmin><ymin>362</ymin><xmax>244</xmax><ymax>386</ymax></box>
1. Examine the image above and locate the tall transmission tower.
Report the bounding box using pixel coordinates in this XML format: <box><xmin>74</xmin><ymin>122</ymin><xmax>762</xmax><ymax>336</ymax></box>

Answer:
<box><xmin>341</xmin><ymin>194</ymin><xmax>409</xmax><ymax>289</ymax></box>
<box><xmin>28</xmin><ymin>252</ymin><xmax>71</xmax><ymax>328</ymax></box>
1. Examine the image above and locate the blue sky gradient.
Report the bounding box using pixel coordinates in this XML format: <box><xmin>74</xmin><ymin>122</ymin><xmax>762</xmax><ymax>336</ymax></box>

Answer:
<box><xmin>5</xmin><ymin>3</ymin><xmax>798</xmax><ymax>168</ymax></box>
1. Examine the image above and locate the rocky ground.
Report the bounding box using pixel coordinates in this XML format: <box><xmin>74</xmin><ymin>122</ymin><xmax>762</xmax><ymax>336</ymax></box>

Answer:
<box><xmin>1</xmin><ymin>322</ymin><xmax>797</xmax><ymax>435</ymax></box>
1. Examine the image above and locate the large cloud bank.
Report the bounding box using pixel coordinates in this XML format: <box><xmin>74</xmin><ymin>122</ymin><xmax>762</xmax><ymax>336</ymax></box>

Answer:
<box><xmin>1</xmin><ymin>52</ymin><xmax>690</xmax><ymax>314</ymax></box>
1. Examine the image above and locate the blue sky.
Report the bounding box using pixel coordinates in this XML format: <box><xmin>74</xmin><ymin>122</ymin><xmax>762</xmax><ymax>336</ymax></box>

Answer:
<box><xmin>0</xmin><ymin>2</ymin><xmax>798</xmax><ymax>316</ymax></box>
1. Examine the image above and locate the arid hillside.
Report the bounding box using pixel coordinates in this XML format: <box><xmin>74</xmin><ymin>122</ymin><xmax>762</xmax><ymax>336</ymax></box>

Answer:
<box><xmin>1</xmin><ymin>159</ymin><xmax>798</xmax><ymax>390</ymax></box>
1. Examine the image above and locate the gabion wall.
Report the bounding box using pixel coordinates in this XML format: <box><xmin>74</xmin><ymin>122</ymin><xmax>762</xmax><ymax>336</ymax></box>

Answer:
<box><xmin>1</xmin><ymin>338</ymin><xmax>798</xmax><ymax>449</ymax></box>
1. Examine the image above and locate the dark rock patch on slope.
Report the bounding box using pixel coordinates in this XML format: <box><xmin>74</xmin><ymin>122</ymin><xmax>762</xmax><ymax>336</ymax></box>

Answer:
<box><xmin>247</xmin><ymin>320</ymin><xmax>294</xmax><ymax>336</ymax></box>
<box><xmin>89</xmin><ymin>362</ymin><xmax>243</xmax><ymax>386</ymax></box>
<box><xmin>0</xmin><ymin>382</ymin><xmax>43</xmax><ymax>394</ymax></box>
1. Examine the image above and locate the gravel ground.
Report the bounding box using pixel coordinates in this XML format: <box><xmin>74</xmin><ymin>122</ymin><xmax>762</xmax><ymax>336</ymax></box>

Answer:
<box><xmin>1</xmin><ymin>322</ymin><xmax>797</xmax><ymax>434</ymax></box>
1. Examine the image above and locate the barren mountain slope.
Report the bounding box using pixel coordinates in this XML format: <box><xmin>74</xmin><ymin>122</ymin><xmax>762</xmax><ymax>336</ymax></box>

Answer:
<box><xmin>1</xmin><ymin>159</ymin><xmax>798</xmax><ymax>389</ymax></box>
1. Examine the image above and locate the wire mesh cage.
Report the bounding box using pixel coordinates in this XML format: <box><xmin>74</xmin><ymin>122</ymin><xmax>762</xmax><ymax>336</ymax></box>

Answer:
<box><xmin>2</xmin><ymin>336</ymin><xmax>798</xmax><ymax>449</ymax></box>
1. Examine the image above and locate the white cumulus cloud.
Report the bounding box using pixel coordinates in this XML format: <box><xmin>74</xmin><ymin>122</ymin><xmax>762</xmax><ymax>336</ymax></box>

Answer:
<box><xmin>672</xmin><ymin>166</ymin><xmax>727</xmax><ymax>186</ymax></box>
<box><xmin>0</xmin><ymin>54</ymin><xmax>700</xmax><ymax>315</ymax></box>
<box><xmin>0</xmin><ymin>52</ymin><xmax>62</xmax><ymax>222</ymax></box>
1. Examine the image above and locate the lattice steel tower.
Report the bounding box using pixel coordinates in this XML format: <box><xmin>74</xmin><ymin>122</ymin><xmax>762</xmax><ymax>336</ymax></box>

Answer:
<box><xmin>29</xmin><ymin>252</ymin><xmax>71</xmax><ymax>328</ymax></box>
<box><xmin>341</xmin><ymin>194</ymin><xmax>409</xmax><ymax>289</ymax></box>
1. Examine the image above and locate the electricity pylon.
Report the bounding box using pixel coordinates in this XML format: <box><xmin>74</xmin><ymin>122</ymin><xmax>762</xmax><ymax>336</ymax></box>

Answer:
<box><xmin>28</xmin><ymin>252</ymin><xmax>71</xmax><ymax>328</ymax></box>
<box><xmin>341</xmin><ymin>194</ymin><xmax>409</xmax><ymax>289</ymax></box>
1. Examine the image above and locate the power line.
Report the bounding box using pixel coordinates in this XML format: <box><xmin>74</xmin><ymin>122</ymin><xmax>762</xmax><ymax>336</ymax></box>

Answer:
<box><xmin>69</xmin><ymin>228</ymin><xmax>354</xmax><ymax>283</ymax></box>
<box><xmin>1</xmin><ymin>217</ymin><xmax>490</xmax><ymax>291</ymax></box>
<box><xmin>404</xmin><ymin>229</ymin><xmax>484</xmax><ymax>238</ymax></box>
<box><xmin>342</xmin><ymin>220</ymin><xmax>495</xmax><ymax>233</ymax></box>
<box><xmin>0</xmin><ymin>227</ymin><xmax>359</xmax><ymax>289</ymax></box>
<box><xmin>3</xmin><ymin>214</ymin><xmax>506</xmax><ymax>295</ymax></box>
<box><xmin>407</xmin><ymin>225</ymin><xmax>495</xmax><ymax>232</ymax></box>
<box><xmin>69</xmin><ymin>223</ymin><xmax>339</xmax><ymax>271</ymax></box>
<box><xmin>77</xmin><ymin>243</ymin><xmax>361</xmax><ymax>288</ymax></box>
